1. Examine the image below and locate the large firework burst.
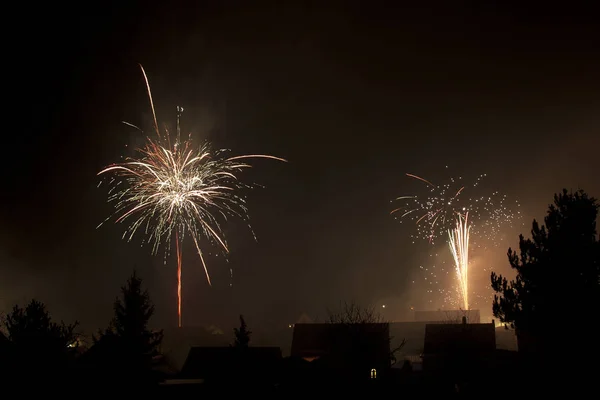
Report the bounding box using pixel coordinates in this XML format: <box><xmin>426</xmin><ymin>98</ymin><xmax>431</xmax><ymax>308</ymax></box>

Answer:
<box><xmin>98</xmin><ymin>65</ymin><xmax>286</xmax><ymax>326</ymax></box>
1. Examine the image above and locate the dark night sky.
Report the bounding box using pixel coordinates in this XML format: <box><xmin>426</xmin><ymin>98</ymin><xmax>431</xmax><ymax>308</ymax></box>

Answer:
<box><xmin>2</xmin><ymin>1</ymin><xmax>599</xmax><ymax>335</ymax></box>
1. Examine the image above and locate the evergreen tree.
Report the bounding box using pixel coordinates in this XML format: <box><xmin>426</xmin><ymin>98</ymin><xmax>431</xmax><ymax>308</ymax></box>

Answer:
<box><xmin>491</xmin><ymin>189</ymin><xmax>599</xmax><ymax>354</ymax></box>
<box><xmin>4</xmin><ymin>299</ymin><xmax>78</xmax><ymax>349</ymax></box>
<box><xmin>112</xmin><ymin>271</ymin><xmax>163</xmax><ymax>354</ymax></box>
<box><xmin>1</xmin><ymin>299</ymin><xmax>78</xmax><ymax>381</ymax></box>
<box><xmin>93</xmin><ymin>271</ymin><xmax>163</xmax><ymax>377</ymax></box>
<box><xmin>233</xmin><ymin>315</ymin><xmax>251</xmax><ymax>348</ymax></box>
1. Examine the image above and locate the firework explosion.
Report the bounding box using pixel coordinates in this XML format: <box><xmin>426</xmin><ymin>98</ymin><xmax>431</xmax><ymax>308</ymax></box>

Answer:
<box><xmin>392</xmin><ymin>171</ymin><xmax>520</xmax><ymax>309</ymax></box>
<box><xmin>98</xmin><ymin>65</ymin><xmax>286</xmax><ymax>327</ymax></box>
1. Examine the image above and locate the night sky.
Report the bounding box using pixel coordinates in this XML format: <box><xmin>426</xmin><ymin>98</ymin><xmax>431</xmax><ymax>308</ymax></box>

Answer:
<box><xmin>3</xmin><ymin>1</ymin><xmax>599</xmax><ymax>335</ymax></box>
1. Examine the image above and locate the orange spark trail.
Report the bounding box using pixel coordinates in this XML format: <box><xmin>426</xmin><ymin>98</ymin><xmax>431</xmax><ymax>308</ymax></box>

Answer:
<box><xmin>176</xmin><ymin>232</ymin><xmax>182</xmax><ymax>328</ymax></box>
<box><xmin>139</xmin><ymin>64</ymin><xmax>160</xmax><ymax>138</ymax></box>
<box><xmin>406</xmin><ymin>173</ymin><xmax>435</xmax><ymax>187</ymax></box>
<box><xmin>227</xmin><ymin>154</ymin><xmax>288</xmax><ymax>163</ymax></box>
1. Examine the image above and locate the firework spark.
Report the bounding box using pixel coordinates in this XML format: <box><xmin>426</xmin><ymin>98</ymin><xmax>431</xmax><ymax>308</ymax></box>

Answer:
<box><xmin>391</xmin><ymin>172</ymin><xmax>520</xmax><ymax>246</ymax></box>
<box><xmin>448</xmin><ymin>212</ymin><xmax>470</xmax><ymax>310</ymax></box>
<box><xmin>98</xmin><ymin>65</ymin><xmax>286</xmax><ymax>327</ymax></box>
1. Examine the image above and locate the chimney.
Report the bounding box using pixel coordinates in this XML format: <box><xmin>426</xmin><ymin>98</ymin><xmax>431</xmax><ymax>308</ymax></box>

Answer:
<box><xmin>461</xmin><ymin>316</ymin><xmax>467</xmax><ymax>325</ymax></box>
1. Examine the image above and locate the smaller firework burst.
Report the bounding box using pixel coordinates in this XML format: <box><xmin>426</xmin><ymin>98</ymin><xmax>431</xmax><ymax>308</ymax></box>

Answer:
<box><xmin>393</xmin><ymin>169</ymin><xmax>521</xmax><ymax>310</ymax></box>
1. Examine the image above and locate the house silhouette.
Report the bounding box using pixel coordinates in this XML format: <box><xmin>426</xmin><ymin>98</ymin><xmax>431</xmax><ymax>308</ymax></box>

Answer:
<box><xmin>291</xmin><ymin>323</ymin><xmax>391</xmax><ymax>381</ymax></box>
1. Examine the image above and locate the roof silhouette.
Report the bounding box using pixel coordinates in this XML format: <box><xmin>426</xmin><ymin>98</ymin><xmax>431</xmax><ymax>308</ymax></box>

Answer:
<box><xmin>296</xmin><ymin>312</ymin><xmax>313</xmax><ymax>324</ymax></box>
<box><xmin>424</xmin><ymin>322</ymin><xmax>495</xmax><ymax>354</ymax></box>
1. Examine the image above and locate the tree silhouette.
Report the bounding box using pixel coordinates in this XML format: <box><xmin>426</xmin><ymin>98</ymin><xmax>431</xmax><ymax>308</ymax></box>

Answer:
<box><xmin>233</xmin><ymin>314</ymin><xmax>251</xmax><ymax>348</ymax></box>
<box><xmin>491</xmin><ymin>189</ymin><xmax>599</xmax><ymax>356</ymax></box>
<box><xmin>111</xmin><ymin>271</ymin><xmax>163</xmax><ymax>351</ymax></box>
<box><xmin>327</xmin><ymin>300</ymin><xmax>383</xmax><ymax>324</ymax></box>
<box><xmin>89</xmin><ymin>271</ymin><xmax>163</xmax><ymax>385</ymax></box>
<box><xmin>0</xmin><ymin>299</ymin><xmax>78</xmax><ymax>383</ymax></box>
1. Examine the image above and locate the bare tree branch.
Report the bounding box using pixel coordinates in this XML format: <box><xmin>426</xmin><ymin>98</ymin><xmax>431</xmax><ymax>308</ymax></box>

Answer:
<box><xmin>326</xmin><ymin>300</ymin><xmax>383</xmax><ymax>324</ymax></box>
